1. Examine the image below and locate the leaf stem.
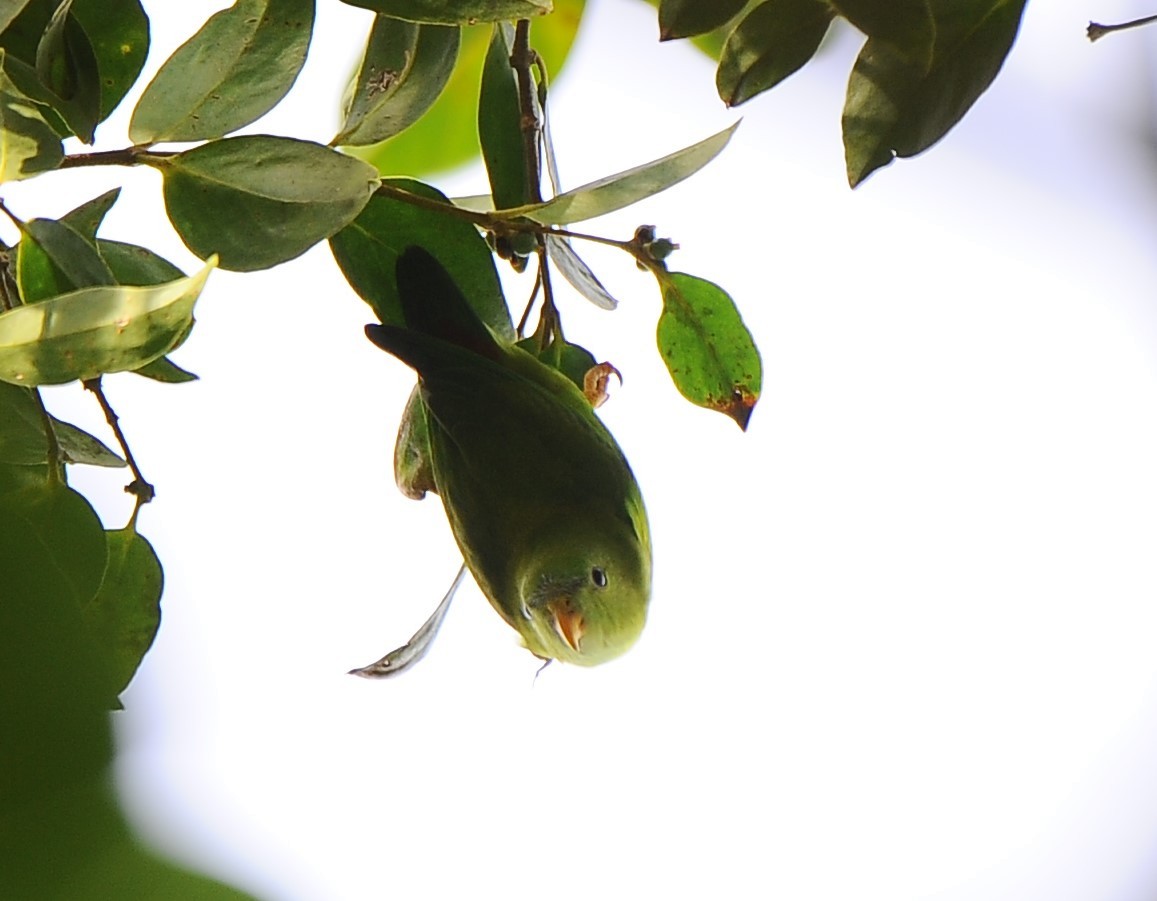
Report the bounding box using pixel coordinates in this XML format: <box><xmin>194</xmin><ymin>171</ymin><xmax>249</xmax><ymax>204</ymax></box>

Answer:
<box><xmin>58</xmin><ymin>146</ymin><xmax>176</xmax><ymax>169</ymax></box>
<box><xmin>1088</xmin><ymin>14</ymin><xmax>1157</xmax><ymax>41</ymax></box>
<box><xmin>510</xmin><ymin>20</ymin><xmax>544</xmax><ymax>207</ymax></box>
<box><xmin>30</xmin><ymin>388</ymin><xmax>64</xmax><ymax>485</ymax></box>
<box><xmin>83</xmin><ymin>376</ymin><xmax>155</xmax><ymax>518</ymax></box>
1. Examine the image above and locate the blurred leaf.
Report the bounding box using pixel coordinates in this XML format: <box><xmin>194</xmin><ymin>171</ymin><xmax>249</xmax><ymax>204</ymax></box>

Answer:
<box><xmin>128</xmin><ymin>0</ymin><xmax>314</xmax><ymax>143</ymax></box>
<box><xmin>842</xmin><ymin>0</ymin><xmax>1027</xmax><ymax>187</ymax></box>
<box><xmin>544</xmin><ymin>234</ymin><xmax>617</xmax><ymax>309</ymax></box>
<box><xmin>338</xmin><ymin>0</ymin><xmax>551</xmax><ymax>24</ymax></box>
<box><xmin>329</xmin><ymin>179</ymin><xmax>512</xmax><ymax>337</ymax></box>
<box><xmin>0</xmin><ymin>54</ymin><xmax>63</xmax><ymax>180</ymax></box>
<box><xmin>479</xmin><ymin>22</ymin><xmax>532</xmax><ymax>210</ymax></box>
<box><xmin>71</xmin><ymin>0</ymin><xmax>149</xmax><ymax>120</ymax></box>
<box><xmin>830</xmin><ymin>0</ymin><xmax>934</xmax><ymax>69</ymax></box>
<box><xmin>659</xmin><ymin>0</ymin><xmax>746</xmax><ymax>40</ymax></box>
<box><xmin>0</xmin><ymin>381</ymin><xmax>124</xmax><ymax>467</ymax></box>
<box><xmin>516</xmin><ymin>334</ymin><xmax>597</xmax><ymax>391</ymax></box>
<box><xmin>717</xmin><ymin>0</ymin><xmax>834</xmax><ymax>106</ymax></box>
<box><xmin>394</xmin><ymin>385</ymin><xmax>435</xmax><ymax>499</ymax></box>
<box><xmin>159</xmin><ymin>135</ymin><xmax>378</xmax><ymax>271</ymax></box>
<box><xmin>495</xmin><ymin>121</ymin><xmax>738</xmax><ymax>224</ymax></box>
<box><xmin>350</xmin><ymin>0</ymin><xmax>584</xmax><ymax>177</ymax></box>
<box><xmin>83</xmin><ymin>528</ymin><xmax>163</xmax><ymax>698</ymax></box>
<box><xmin>132</xmin><ymin>355</ymin><xmax>197</xmax><ymax>383</ymax></box>
<box><xmin>33</xmin><ymin>0</ymin><xmax>100</xmax><ymax>141</ymax></box>
<box><xmin>60</xmin><ymin>186</ymin><xmax>120</xmax><ymax>238</ymax></box>
<box><xmin>334</xmin><ymin>16</ymin><xmax>458</xmax><ymax>146</ymax></box>
<box><xmin>16</xmin><ymin>217</ymin><xmax>115</xmax><ymax>303</ymax></box>
<box><xmin>655</xmin><ymin>270</ymin><xmax>761</xmax><ymax>429</ymax></box>
<box><xmin>0</xmin><ymin>257</ymin><xmax>215</xmax><ymax>386</ymax></box>
<box><xmin>0</xmin><ymin>1</ymin><xmax>32</xmax><ymax>34</ymax></box>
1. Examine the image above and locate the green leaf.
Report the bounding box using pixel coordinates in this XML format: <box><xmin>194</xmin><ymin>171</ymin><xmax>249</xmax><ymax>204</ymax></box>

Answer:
<box><xmin>329</xmin><ymin>179</ymin><xmax>512</xmax><ymax>337</ymax></box>
<box><xmin>83</xmin><ymin>528</ymin><xmax>163</xmax><ymax>698</ymax></box>
<box><xmin>32</xmin><ymin>0</ymin><xmax>100</xmax><ymax>142</ymax></box>
<box><xmin>0</xmin><ymin>1</ymin><xmax>33</xmax><ymax>34</ymax></box>
<box><xmin>97</xmin><ymin>238</ymin><xmax>183</xmax><ymax>285</ymax></box>
<box><xmin>829</xmin><ymin>0</ymin><xmax>934</xmax><ymax>69</ymax></box>
<box><xmin>717</xmin><ymin>0</ymin><xmax>834</xmax><ymax>106</ymax></box>
<box><xmin>494</xmin><ymin>121</ymin><xmax>739</xmax><ymax>225</ymax></box>
<box><xmin>128</xmin><ymin>0</ymin><xmax>314</xmax><ymax>144</ymax></box>
<box><xmin>60</xmin><ymin>186</ymin><xmax>120</xmax><ymax>238</ymax></box>
<box><xmin>159</xmin><ymin>135</ymin><xmax>378</xmax><ymax>271</ymax></box>
<box><xmin>659</xmin><ymin>0</ymin><xmax>746</xmax><ymax>40</ymax></box>
<box><xmin>334</xmin><ymin>16</ymin><xmax>459</xmax><ymax>147</ymax></box>
<box><xmin>0</xmin><ymin>54</ymin><xmax>63</xmax><ymax>180</ymax></box>
<box><xmin>16</xmin><ymin>217</ymin><xmax>115</xmax><ymax>303</ymax></box>
<box><xmin>0</xmin><ymin>381</ymin><xmax>124</xmax><ymax>467</ymax></box>
<box><xmin>655</xmin><ymin>270</ymin><xmax>761</xmax><ymax>430</ymax></box>
<box><xmin>350</xmin><ymin>0</ymin><xmax>584</xmax><ymax>177</ymax></box>
<box><xmin>337</xmin><ymin>0</ymin><xmax>551</xmax><ymax>24</ymax></box>
<box><xmin>842</xmin><ymin>0</ymin><xmax>1028</xmax><ymax>187</ymax></box>
<box><xmin>516</xmin><ymin>335</ymin><xmax>597</xmax><ymax>391</ymax></box>
<box><xmin>394</xmin><ymin>386</ymin><xmax>435</xmax><ymax>499</ymax></box>
<box><xmin>132</xmin><ymin>355</ymin><xmax>197</xmax><ymax>383</ymax></box>
<box><xmin>71</xmin><ymin>0</ymin><xmax>150</xmax><ymax>120</ymax></box>
<box><xmin>544</xmin><ymin>234</ymin><xmax>617</xmax><ymax>310</ymax></box>
<box><xmin>478</xmin><ymin>22</ymin><xmax>532</xmax><ymax>211</ymax></box>
<box><xmin>0</xmin><ymin>257</ymin><xmax>216</xmax><ymax>386</ymax></box>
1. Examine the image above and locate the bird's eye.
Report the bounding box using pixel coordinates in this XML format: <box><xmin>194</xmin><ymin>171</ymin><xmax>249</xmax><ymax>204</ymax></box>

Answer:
<box><xmin>591</xmin><ymin>567</ymin><xmax>608</xmax><ymax>588</ymax></box>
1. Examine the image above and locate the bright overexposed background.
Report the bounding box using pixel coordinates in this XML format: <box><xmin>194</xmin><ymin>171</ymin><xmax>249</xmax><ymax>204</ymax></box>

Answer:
<box><xmin>15</xmin><ymin>0</ymin><xmax>1157</xmax><ymax>898</ymax></box>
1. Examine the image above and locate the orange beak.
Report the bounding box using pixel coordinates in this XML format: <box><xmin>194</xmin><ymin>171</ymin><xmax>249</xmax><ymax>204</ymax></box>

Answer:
<box><xmin>549</xmin><ymin>601</ymin><xmax>585</xmax><ymax>653</ymax></box>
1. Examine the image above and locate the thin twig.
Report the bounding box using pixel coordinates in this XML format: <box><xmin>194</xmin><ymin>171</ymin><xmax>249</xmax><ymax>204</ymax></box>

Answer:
<box><xmin>58</xmin><ymin>147</ymin><xmax>175</xmax><ymax>169</ymax></box>
<box><xmin>30</xmin><ymin>389</ymin><xmax>64</xmax><ymax>484</ymax></box>
<box><xmin>510</xmin><ymin>20</ymin><xmax>544</xmax><ymax>207</ymax></box>
<box><xmin>1088</xmin><ymin>14</ymin><xmax>1157</xmax><ymax>41</ymax></box>
<box><xmin>83</xmin><ymin>376</ymin><xmax>155</xmax><ymax>519</ymax></box>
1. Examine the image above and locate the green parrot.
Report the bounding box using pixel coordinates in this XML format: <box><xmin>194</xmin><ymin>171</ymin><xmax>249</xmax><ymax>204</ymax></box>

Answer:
<box><xmin>364</xmin><ymin>247</ymin><xmax>651</xmax><ymax>666</ymax></box>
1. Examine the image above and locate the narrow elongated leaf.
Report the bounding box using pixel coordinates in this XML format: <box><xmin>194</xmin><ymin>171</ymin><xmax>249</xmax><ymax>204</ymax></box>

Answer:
<box><xmin>659</xmin><ymin>0</ymin><xmax>746</xmax><ymax>40</ymax></box>
<box><xmin>132</xmin><ymin>355</ymin><xmax>197</xmax><ymax>383</ymax></box>
<box><xmin>71</xmin><ymin>0</ymin><xmax>149</xmax><ymax>120</ymax></box>
<box><xmin>0</xmin><ymin>1</ymin><xmax>32</xmax><ymax>34</ymax></box>
<box><xmin>717</xmin><ymin>0</ymin><xmax>834</xmax><ymax>106</ymax></box>
<box><xmin>159</xmin><ymin>135</ymin><xmax>378</xmax><ymax>271</ymax></box>
<box><xmin>0</xmin><ymin>381</ymin><xmax>124</xmax><ymax>467</ymax></box>
<box><xmin>329</xmin><ymin>179</ymin><xmax>512</xmax><ymax>336</ymax></box>
<box><xmin>829</xmin><ymin>0</ymin><xmax>933</xmax><ymax>69</ymax></box>
<box><xmin>478</xmin><ymin>22</ymin><xmax>532</xmax><ymax>211</ymax></box>
<box><xmin>337</xmin><ymin>0</ymin><xmax>551</xmax><ymax>24</ymax></box>
<box><xmin>0</xmin><ymin>257</ymin><xmax>215</xmax><ymax>386</ymax></box>
<box><xmin>0</xmin><ymin>56</ymin><xmax>63</xmax><ymax>180</ymax></box>
<box><xmin>128</xmin><ymin>0</ymin><xmax>314</xmax><ymax>144</ymax></box>
<box><xmin>655</xmin><ymin>270</ymin><xmax>760</xmax><ymax>429</ymax></box>
<box><xmin>544</xmin><ymin>234</ymin><xmax>617</xmax><ymax>310</ymax></box>
<box><xmin>842</xmin><ymin>0</ymin><xmax>1027</xmax><ymax>187</ymax></box>
<box><xmin>351</xmin><ymin>0</ymin><xmax>583</xmax><ymax>177</ymax></box>
<box><xmin>60</xmin><ymin>186</ymin><xmax>119</xmax><ymax>238</ymax></box>
<box><xmin>34</xmin><ymin>0</ymin><xmax>100</xmax><ymax>141</ymax></box>
<box><xmin>334</xmin><ymin>17</ymin><xmax>459</xmax><ymax>146</ymax></box>
<box><xmin>17</xmin><ymin>217</ymin><xmax>115</xmax><ymax>303</ymax></box>
<box><xmin>494</xmin><ymin>121</ymin><xmax>739</xmax><ymax>225</ymax></box>
<box><xmin>83</xmin><ymin>528</ymin><xmax>163</xmax><ymax>698</ymax></box>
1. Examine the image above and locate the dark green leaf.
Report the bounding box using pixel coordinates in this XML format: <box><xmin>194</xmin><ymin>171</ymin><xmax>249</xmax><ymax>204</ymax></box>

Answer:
<box><xmin>33</xmin><ymin>1</ymin><xmax>100</xmax><ymax>142</ymax></box>
<box><xmin>132</xmin><ymin>355</ymin><xmax>197</xmax><ymax>383</ymax></box>
<box><xmin>60</xmin><ymin>186</ymin><xmax>120</xmax><ymax>239</ymax></box>
<box><xmin>0</xmin><ymin>1</ymin><xmax>33</xmax><ymax>34</ymax></box>
<box><xmin>516</xmin><ymin>335</ymin><xmax>597</xmax><ymax>391</ymax></box>
<box><xmin>71</xmin><ymin>0</ymin><xmax>149</xmax><ymax>120</ymax></box>
<box><xmin>334</xmin><ymin>16</ymin><xmax>458</xmax><ymax>147</ymax></box>
<box><xmin>337</xmin><ymin>0</ymin><xmax>551</xmax><ymax>24</ymax></box>
<box><xmin>717</xmin><ymin>0</ymin><xmax>834</xmax><ymax>106</ymax></box>
<box><xmin>351</xmin><ymin>0</ymin><xmax>583</xmax><ymax>177</ymax></box>
<box><xmin>842</xmin><ymin>0</ymin><xmax>1028</xmax><ymax>187</ymax></box>
<box><xmin>128</xmin><ymin>0</ymin><xmax>314</xmax><ymax>144</ymax></box>
<box><xmin>0</xmin><ymin>383</ymin><xmax>126</xmax><ymax>466</ymax></box>
<box><xmin>0</xmin><ymin>54</ymin><xmax>62</xmax><ymax>180</ymax></box>
<box><xmin>655</xmin><ymin>270</ymin><xmax>761</xmax><ymax>429</ymax></box>
<box><xmin>329</xmin><ymin>179</ymin><xmax>512</xmax><ymax>337</ymax></box>
<box><xmin>479</xmin><ymin>22</ymin><xmax>532</xmax><ymax>211</ymax></box>
<box><xmin>0</xmin><ymin>258</ymin><xmax>215</xmax><ymax>386</ymax></box>
<box><xmin>159</xmin><ymin>135</ymin><xmax>378</xmax><ymax>271</ymax></box>
<box><xmin>829</xmin><ymin>0</ymin><xmax>934</xmax><ymax>69</ymax></box>
<box><xmin>97</xmin><ymin>238</ymin><xmax>183</xmax><ymax>285</ymax></box>
<box><xmin>83</xmin><ymin>528</ymin><xmax>163</xmax><ymax>698</ymax></box>
<box><xmin>659</xmin><ymin>0</ymin><xmax>746</xmax><ymax>40</ymax></box>
<box><xmin>16</xmin><ymin>217</ymin><xmax>114</xmax><ymax>302</ymax></box>
<box><xmin>494</xmin><ymin>121</ymin><xmax>738</xmax><ymax>224</ymax></box>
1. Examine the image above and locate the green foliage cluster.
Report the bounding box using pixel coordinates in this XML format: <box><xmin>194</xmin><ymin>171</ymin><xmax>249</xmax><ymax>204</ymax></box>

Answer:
<box><xmin>0</xmin><ymin>0</ymin><xmax>1051</xmax><ymax>895</ymax></box>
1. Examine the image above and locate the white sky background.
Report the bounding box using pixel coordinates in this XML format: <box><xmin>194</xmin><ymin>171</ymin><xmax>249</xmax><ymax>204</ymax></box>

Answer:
<box><xmin>15</xmin><ymin>0</ymin><xmax>1157</xmax><ymax>898</ymax></box>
